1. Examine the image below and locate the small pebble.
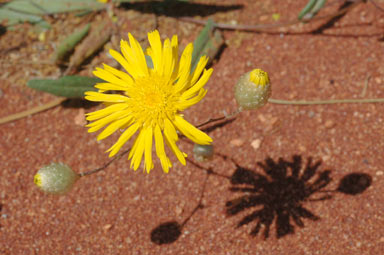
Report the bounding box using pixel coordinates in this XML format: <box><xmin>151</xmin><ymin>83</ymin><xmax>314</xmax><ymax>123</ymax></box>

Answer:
<box><xmin>74</xmin><ymin>108</ymin><xmax>87</xmax><ymax>126</ymax></box>
<box><xmin>175</xmin><ymin>206</ymin><xmax>183</xmax><ymax>216</ymax></box>
<box><xmin>230</xmin><ymin>139</ymin><xmax>244</xmax><ymax>147</ymax></box>
<box><xmin>376</xmin><ymin>171</ymin><xmax>383</xmax><ymax>176</ymax></box>
<box><xmin>324</xmin><ymin>120</ymin><xmax>335</xmax><ymax>128</ymax></box>
<box><xmin>298</xmin><ymin>145</ymin><xmax>307</xmax><ymax>153</ymax></box>
<box><xmin>251</xmin><ymin>139</ymin><xmax>261</xmax><ymax>150</ymax></box>
<box><xmin>103</xmin><ymin>224</ymin><xmax>113</xmax><ymax>231</ymax></box>
<box><xmin>258</xmin><ymin>114</ymin><xmax>266</xmax><ymax>123</ymax></box>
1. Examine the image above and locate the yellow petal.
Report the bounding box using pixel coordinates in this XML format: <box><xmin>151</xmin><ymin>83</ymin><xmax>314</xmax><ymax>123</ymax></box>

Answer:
<box><xmin>87</xmin><ymin>110</ymin><xmax>131</xmax><ymax>133</ymax></box>
<box><xmin>162</xmin><ymin>38</ymin><xmax>174</xmax><ymax>77</ymax></box>
<box><xmin>181</xmin><ymin>68</ymin><xmax>213</xmax><ymax>100</ymax></box>
<box><xmin>93</xmin><ymin>68</ymin><xmax>130</xmax><ymax>88</ymax></box>
<box><xmin>102</xmin><ymin>64</ymin><xmax>134</xmax><ymax>84</ymax></box>
<box><xmin>130</xmin><ymin>129</ymin><xmax>146</xmax><ymax>170</ymax></box>
<box><xmin>164</xmin><ymin>119</ymin><xmax>186</xmax><ymax>165</ymax></box>
<box><xmin>173</xmin><ymin>115</ymin><xmax>212</xmax><ymax>145</ymax></box>
<box><xmin>84</xmin><ymin>91</ymin><xmax>129</xmax><ymax>103</ymax></box>
<box><xmin>191</xmin><ymin>55</ymin><xmax>209</xmax><ymax>85</ymax></box>
<box><xmin>154</xmin><ymin>125</ymin><xmax>171</xmax><ymax>173</ymax></box>
<box><xmin>128</xmin><ymin>33</ymin><xmax>149</xmax><ymax>76</ymax></box>
<box><xmin>109</xmin><ymin>49</ymin><xmax>138</xmax><ymax>79</ymax></box>
<box><xmin>107</xmin><ymin>122</ymin><xmax>140</xmax><ymax>157</ymax></box>
<box><xmin>144</xmin><ymin>127</ymin><xmax>154</xmax><ymax>173</ymax></box>
<box><xmin>174</xmin><ymin>43</ymin><xmax>193</xmax><ymax>93</ymax></box>
<box><xmin>120</xmin><ymin>40</ymin><xmax>146</xmax><ymax>78</ymax></box>
<box><xmin>177</xmin><ymin>89</ymin><xmax>207</xmax><ymax>111</ymax></box>
<box><xmin>86</xmin><ymin>103</ymin><xmax>127</xmax><ymax>121</ymax></box>
<box><xmin>94</xmin><ymin>83</ymin><xmax>131</xmax><ymax>92</ymax></box>
<box><xmin>147</xmin><ymin>30</ymin><xmax>162</xmax><ymax>72</ymax></box>
<box><xmin>97</xmin><ymin>116</ymin><xmax>133</xmax><ymax>141</ymax></box>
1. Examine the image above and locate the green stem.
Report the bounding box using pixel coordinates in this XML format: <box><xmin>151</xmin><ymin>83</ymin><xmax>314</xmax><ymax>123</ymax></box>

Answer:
<box><xmin>197</xmin><ymin>96</ymin><xmax>384</xmax><ymax>128</ymax></box>
<box><xmin>268</xmin><ymin>98</ymin><xmax>384</xmax><ymax>105</ymax></box>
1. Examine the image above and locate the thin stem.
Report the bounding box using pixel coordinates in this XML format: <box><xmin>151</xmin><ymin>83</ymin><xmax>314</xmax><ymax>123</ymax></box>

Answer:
<box><xmin>195</xmin><ymin>95</ymin><xmax>384</xmax><ymax>128</ymax></box>
<box><xmin>186</xmin><ymin>158</ymin><xmax>231</xmax><ymax>179</ymax></box>
<box><xmin>180</xmin><ymin>170</ymin><xmax>209</xmax><ymax>227</ymax></box>
<box><xmin>178</xmin><ymin>0</ymin><xmax>362</xmax><ymax>32</ymax></box>
<box><xmin>268</xmin><ymin>98</ymin><xmax>384</xmax><ymax>105</ymax></box>
<box><xmin>0</xmin><ymin>97</ymin><xmax>66</xmax><ymax>125</ymax></box>
<box><xmin>196</xmin><ymin>108</ymin><xmax>241</xmax><ymax>128</ymax></box>
<box><xmin>78</xmin><ymin>148</ymin><xmax>130</xmax><ymax>177</ymax></box>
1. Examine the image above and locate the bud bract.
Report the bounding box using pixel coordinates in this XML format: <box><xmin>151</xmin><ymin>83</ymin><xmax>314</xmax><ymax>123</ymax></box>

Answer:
<box><xmin>234</xmin><ymin>69</ymin><xmax>271</xmax><ymax>110</ymax></box>
<box><xmin>193</xmin><ymin>144</ymin><xmax>214</xmax><ymax>162</ymax></box>
<box><xmin>34</xmin><ymin>163</ymin><xmax>79</xmax><ymax>195</ymax></box>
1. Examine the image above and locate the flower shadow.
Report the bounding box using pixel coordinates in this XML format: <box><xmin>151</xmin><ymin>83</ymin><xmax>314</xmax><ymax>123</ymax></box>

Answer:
<box><xmin>149</xmin><ymin>154</ymin><xmax>372</xmax><ymax>244</ymax></box>
<box><xmin>226</xmin><ymin>155</ymin><xmax>371</xmax><ymax>239</ymax></box>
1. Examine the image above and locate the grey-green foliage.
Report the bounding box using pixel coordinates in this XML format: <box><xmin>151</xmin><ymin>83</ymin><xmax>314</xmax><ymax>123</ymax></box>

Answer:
<box><xmin>193</xmin><ymin>144</ymin><xmax>214</xmax><ymax>162</ymax></box>
<box><xmin>27</xmin><ymin>76</ymin><xmax>100</xmax><ymax>98</ymax></box>
<box><xmin>54</xmin><ymin>23</ymin><xmax>91</xmax><ymax>63</ymax></box>
<box><xmin>298</xmin><ymin>0</ymin><xmax>327</xmax><ymax>20</ymax></box>
<box><xmin>191</xmin><ymin>18</ymin><xmax>223</xmax><ymax>73</ymax></box>
<box><xmin>0</xmin><ymin>0</ymin><xmax>105</xmax><ymax>28</ymax></box>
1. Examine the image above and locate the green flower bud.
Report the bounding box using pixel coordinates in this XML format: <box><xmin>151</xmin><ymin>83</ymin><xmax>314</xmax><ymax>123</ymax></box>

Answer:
<box><xmin>234</xmin><ymin>69</ymin><xmax>271</xmax><ymax>110</ymax></box>
<box><xmin>34</xmin><ymin>163</ymin><xmax>79</xmax><ymax>195</ymax></box>
<box><xmin>193</xmin><ymin>144</ymin><xmax>214</xmax><ymax>162</ymax></box>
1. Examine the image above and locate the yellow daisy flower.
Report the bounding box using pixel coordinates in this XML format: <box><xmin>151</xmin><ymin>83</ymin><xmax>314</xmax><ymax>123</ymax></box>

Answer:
<box><xmin>85</xmin><ymin>30</ymin><xmax>213</xmax><ymax>173</ymax></box>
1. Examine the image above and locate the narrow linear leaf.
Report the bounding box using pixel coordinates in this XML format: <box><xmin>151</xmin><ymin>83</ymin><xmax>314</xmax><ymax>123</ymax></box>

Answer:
<box><xmin>298</xmin><ymin>0</ymin><xmax>317</xmax><ymax>20</ymax></box>
<box><xmin>201</xmin><ymin>29</ymin><xmax>223</xmax><ymax>66</ymax></box>
<box><xmin>54</xmin><ymin>23</ymin><xmax>91</xmax><ymax>64</ymax></box>
<box><xmin>191</xmin><ymin>18</ymin><xmax>223</xmax><ymax>72</ymax></box>
<box><xmin>0</xmin><ymin>0</ymin><xmax>104</xmax><ymax>28</ymax></box>
<box><xmin>2</xmin><ymin>0</ymin><xmax>105</xmax><ymax>16</ymax></box>
<box><xmin>0</xmin><ymin>9</ymin><xmax>45</xmax><ymax>27</ymax></box>
<box><xmin>27</xmin><ymin>76</ymin><xmax>100</xmax><ymax>98</ymax></box>
<box><xmin>305</xmin><ymin>0</ymin><xmax>326</xmax><ymax>20</ymax></box>
<box><xmin>67</xmin><ymin>20</ymin><xmax>112</xmax><ymax>73</ymax></box>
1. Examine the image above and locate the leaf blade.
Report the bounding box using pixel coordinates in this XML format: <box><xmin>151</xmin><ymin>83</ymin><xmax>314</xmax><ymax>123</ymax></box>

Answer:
<box><xmin>27</xmin><ymin>76</ymin><xmax>100</xmax><ymax>98</ymax></box>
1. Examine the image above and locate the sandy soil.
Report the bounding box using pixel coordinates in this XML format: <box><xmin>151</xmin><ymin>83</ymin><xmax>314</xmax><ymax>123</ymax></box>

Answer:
<box><xmin>1</xmin><ymin>0</ymin><xmax>384</xmax><ymax>254</ymax></box>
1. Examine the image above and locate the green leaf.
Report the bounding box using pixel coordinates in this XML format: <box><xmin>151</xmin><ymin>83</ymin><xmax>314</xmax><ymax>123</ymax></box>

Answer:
<box><xmin>3</xmin><ymin>0</ymin><xmax>105</xmax><ymax>15</ymax></box>
<box><xmin>54</xmin><ymin>24</ymin><xmax>91</xmax><ymax>64</ymax></box>
<box><xmin>298</xmin><ymin>0</ymin><xmax>317</xmax><ymax>20</ymax></box>
<box><xmin>67</xmin><ymin>20</ymin><xmax>112</xmax><ymax>72</ymax></box>
<box><xmin>191</xmin><ymin>18</ymin><xmax>223</xmax><ymax>72</ymax></box>
<box><xmin>27</xmin><ymin>76</ymin><xmax>100</xmax><ymax>98</ymax></box>
<box><xmin>54</xmin><ymin>23</ymin><xmax>91</xmax><ymax>64</ymax></box>
<box><xmin>0</xmin><ymin>8</ymin><xmax>48</xmax><ymax>28</ymax></box>
<box><xmin>305</xmin><ymin>0</ymin><xmax>326</xmax><ymax>19</ymax></box>
<box><xmin>0</xmin><ymin>0</ymin><xmax>104</xmax><ymax>27</ymax></box>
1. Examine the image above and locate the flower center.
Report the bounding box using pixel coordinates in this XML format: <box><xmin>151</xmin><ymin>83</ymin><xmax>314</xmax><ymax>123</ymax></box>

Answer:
<box><xmin>144</xmin><ymin>91</ymin><xmax>163</xmax><ymax>109</ymax></box>
<box><xmin>129</xmin><ymin>74</ymin><xmax>177</xmax><ymax>128</ymax></box>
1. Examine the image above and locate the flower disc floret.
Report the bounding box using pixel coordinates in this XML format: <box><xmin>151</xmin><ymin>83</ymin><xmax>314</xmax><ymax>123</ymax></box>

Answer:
<box><xmin>85</xmin><ymin>30</ymin><xmax>213</xmax><ymax>173</ymax></box>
